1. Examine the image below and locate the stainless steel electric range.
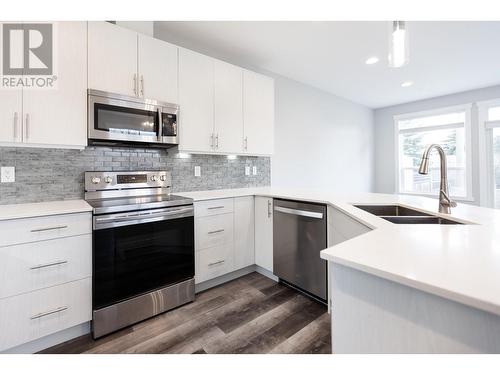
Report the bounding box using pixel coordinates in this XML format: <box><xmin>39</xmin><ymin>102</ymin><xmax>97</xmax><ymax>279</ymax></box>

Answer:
<box><xmin>84</xmin><ymin>170</ymin><xmax>195</xmax><ymax>338</ymax></box>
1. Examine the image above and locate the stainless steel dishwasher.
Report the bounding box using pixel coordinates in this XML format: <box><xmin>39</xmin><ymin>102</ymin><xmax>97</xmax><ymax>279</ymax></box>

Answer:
<box><xmin>273</xmin><ymin>199</ymin><xmax>327</xmax><ymax>302</ymax></box>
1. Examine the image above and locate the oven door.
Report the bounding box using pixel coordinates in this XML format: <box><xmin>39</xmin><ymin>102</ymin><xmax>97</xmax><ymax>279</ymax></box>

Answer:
<box><xmin>92</xmin><ymin>205</ymin><xmax>194</xmax><ymax>310</ymax></box>
<box><xmin>88</xmin><ymin>92</ymin><xmax>162</xmax><ymax>144</ymax></box>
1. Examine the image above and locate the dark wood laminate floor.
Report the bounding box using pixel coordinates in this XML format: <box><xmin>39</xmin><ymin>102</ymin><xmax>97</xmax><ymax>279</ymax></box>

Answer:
<box><xmin>40</xmin><ymin>272</ymin><xmax>331</xmax><ymax>354</ymax></box>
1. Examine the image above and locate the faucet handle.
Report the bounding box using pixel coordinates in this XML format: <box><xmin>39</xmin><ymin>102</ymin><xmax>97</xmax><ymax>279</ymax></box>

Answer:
<box><xmin>440</xmin><ymin>190</ymin><xmax>457</xmax><ymax>207</ymax></box>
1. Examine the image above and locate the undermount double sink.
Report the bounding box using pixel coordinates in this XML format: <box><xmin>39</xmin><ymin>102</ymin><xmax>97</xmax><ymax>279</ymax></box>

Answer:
<box><xmin>353</xmin><ymin>205</ymin><xmax>464</xmax><ymax>225</ymax></box>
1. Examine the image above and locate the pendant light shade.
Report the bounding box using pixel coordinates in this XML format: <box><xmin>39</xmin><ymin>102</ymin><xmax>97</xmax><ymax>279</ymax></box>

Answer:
<box><xmin>389</xmin><ymin>21</ymin><xmax>409</xmax><ymax>68</ymax></box>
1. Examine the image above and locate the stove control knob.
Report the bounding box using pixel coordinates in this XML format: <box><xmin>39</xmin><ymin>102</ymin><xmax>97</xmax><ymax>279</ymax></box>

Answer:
<box><xmin>91</xmin><ymin>177</ymin><xmax>101</xmax><ymax>184</ymax></box>
<box><xmin>150</xmin><ymin>175</ymin><xmax>158</xmax><ymax>182</ymax></box>
<box><xmin>104</xmin><ymin>176</ymin><xmax>113</xmax><ymax>184</ymax></box>
<box><xmin>159</xmin><ymin>175</ymin><xmax>166</xmax><ymax>182</ymax></box>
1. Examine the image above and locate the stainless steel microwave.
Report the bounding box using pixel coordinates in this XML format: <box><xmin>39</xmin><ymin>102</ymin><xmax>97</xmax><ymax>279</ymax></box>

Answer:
<box><xmin>88</xmin><ymin>90</ymin><xmax>179</xmax><ymax>148</ymax></box>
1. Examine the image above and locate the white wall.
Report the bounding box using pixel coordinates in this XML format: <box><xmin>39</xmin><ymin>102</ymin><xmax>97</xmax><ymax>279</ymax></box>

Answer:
<box><xmin>374</xmin><ymin>85</ymin><xmax>500</xmax><ymax>205</ymax></box>
<box><xmin>272</xmin><ymin>77</ymin><xmax>374</xmax><ymax>191</ymax></box>
<box><xmin>154</xmin><ymin>25</ymin><xmax>375</xmax><ymax>192</ymax></box>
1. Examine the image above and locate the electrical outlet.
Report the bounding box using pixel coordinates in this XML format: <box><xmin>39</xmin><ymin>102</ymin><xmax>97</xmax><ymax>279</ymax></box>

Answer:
<box><xmin>194</xmin><ymin>166</ymin><xmax>201</xmax><ymax>177</ymax></box>
<box><xmin>245</xmin><ymin>166</ymin><xmax>250</xmax><ymax>176</ymax></box>
<box><xmin>252</xmin><ymin>166</ymin><xmax>257</xmax><ymax>175</ymax></box>
<box><xmin>0</xmin><ymin>166</ymin><xmax>15</xmax><ymax>183</ymax></box>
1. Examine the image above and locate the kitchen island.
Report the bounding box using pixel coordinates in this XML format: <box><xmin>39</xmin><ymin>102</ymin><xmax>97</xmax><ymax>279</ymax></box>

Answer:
<box><xmin>179</xmin><ymin>187</ymin><xmax>500</xmax><ymax>353</ymax></box>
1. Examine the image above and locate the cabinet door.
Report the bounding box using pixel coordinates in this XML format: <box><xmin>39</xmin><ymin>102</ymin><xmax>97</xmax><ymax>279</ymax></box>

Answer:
<box><xmin>22</xmin><ymin>22</ymin><xmax>87</xmax><ymax>147</ymax></box>
<box><xmin>234</xmin><ymin>196</ymin><xmax>255</xmax><ymax>270</ymax></box>
<box><xmin>178</xmin><ymin>48</ymin><xmax>214</xmax><ymax>152</ymax></box>
<box><xmin>214</xmin><ymin>60</ymin><xmax>243</xmax><ymax>153</ymax></box>
<box><xmin>138</xmin><ymin>34</ymin><xmax>178</xmax><ymax>103</ymax></box>
<box><xmin>243</xmin><ymin>70</ymin><xmax>274</xmax><ymax>155</ymax></box>
<box><xmin>0</xmin><ymin>92</ymin><xmax>22</xmax><ymax>143</ymax></box>
<box><xmin>88</xmin><ymin>21</ymin><xmax>137</xmax><ymax>97</ymax></box>
<box><xmin>254</xmin><ymin>196</ymin><xmax>273</xmax><ymax>272</ymax></box>
<box><xmin>0</xmin><ymin>23</ymin><xmax>23</xmax><ymax>144</ymax></box>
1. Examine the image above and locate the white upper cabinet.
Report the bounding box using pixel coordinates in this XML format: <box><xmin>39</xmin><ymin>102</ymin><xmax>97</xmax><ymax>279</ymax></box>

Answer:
<box><xmin>138</xmin><ymin>35</ymin><xmax>178</xmax><ymax>103</ymax></box>
<box><xmin>88</xmin><ymin>21</ymin><xmax>138</xmax><ymax>97</ymax></box>
<box><xmin>214</xmin><ymin>60</ymin><xmax>244</xmax><ymax>154</ymax></box>
<box><xmin>0</xmin><ymin>90</ymin><xmax>22</xmax><ymax>144</ymax></box>
<box><xmin>22</xmin><ymin>22</ymin><xmax>87</xmax><ymax>147</ymax></box>
<box><xmin>243</xmin><ymin>70</ymin><xmax>275</xmax><ymax>155</ymax></box>
<box><xmin>0</xmin><ymin>22</ymin><xmax>87</xmax><ymax>149</ymax></box>
<box><xmin>178</xmin><ymin>48</ymin><xmax>215</xmax><ymax>153</ymax></box>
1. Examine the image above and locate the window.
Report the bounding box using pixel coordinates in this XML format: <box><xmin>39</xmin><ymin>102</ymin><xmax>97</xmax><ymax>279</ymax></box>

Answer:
<box><xmin>394</xmin><ymin>105</ymin><xmax>472</xmax><ymax>199</ymax></box>
<box><xmin>478</xmin><ymin>99</ymin><xmax>500</xmax><ymax>208</ymax></box>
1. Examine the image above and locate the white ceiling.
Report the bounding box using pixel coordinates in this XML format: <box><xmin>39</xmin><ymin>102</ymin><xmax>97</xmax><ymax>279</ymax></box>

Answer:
<box><xmin>155</xmin><ymin>21</ymin><xmax>500</xmax><ymax>109</ymax></box>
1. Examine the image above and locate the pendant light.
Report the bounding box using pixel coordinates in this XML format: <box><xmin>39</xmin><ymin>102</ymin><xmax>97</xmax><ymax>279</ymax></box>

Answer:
<box><xmin>389</xmin><ymin>21</ymin><xmax>409</xmax><ymax>68</ymax></box>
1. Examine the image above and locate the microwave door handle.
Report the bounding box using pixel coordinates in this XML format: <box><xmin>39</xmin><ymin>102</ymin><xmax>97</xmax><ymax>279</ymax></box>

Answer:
<box><xmin>158</xmin><ymin>108</ymin><xmax>163</xmax><ymax>142</ymax></box>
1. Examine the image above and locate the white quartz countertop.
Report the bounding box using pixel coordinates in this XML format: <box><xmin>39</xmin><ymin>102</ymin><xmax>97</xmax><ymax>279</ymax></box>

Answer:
<box><xmin>179</xmin><ymin>187</ymin><xmax>500</xmax><ymax>317</ymax></box>
<box><xmin>0</xmin><ymin>199</ymin><xmax>92</xmax><ymax>221</ymax></box>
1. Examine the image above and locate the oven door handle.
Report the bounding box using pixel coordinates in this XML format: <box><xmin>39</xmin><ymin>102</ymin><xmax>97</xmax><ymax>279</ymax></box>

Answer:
<box><xmin>94</xmin><ymin>206</ymin><xmax>194</xmax><ymax>230</ymax></box>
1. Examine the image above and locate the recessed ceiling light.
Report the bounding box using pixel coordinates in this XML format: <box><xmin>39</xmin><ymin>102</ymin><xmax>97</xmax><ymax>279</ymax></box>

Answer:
<box><xmin>401</xmin><ymin>81</ymin><xmax>413</xmax><ymax>87</ymax></box>
<box><xmin>365</xmin><ymin>56</ymin><xmax>379</xmax><ymax>65</ymax></box>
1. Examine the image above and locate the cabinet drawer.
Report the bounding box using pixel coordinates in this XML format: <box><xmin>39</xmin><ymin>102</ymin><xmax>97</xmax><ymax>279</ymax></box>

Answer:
<box><xmin>0</xmin><ymin>235</ymin><xmax>91</xmax><ymax>299</ymax></box>
<box><xmin>0</xmin><ymin>278</ymin><xmax>91</xmax><ymax>351</ymax></box>
<box><xmin>195</xmin><ymin>244</ymin><xmax>234</xmax><ymax>284</ymax></box>
<box><xmin>0</xmin><ymin>213</ymin><xmax>91</xmax><ymax>247</ymax></box>
<box><xmin>195</xmin><ymin>213</ymin><xmax>234</xmax><ymax>250</ymax></box>
<box><xmin>330</xmin><ymin>207</ymin><xmax>371</xmax><ymax>241</ymax></box>
<box><xmin>194</xmin><ymin>198</ymin><xmax>234</xmax><ymax>217</ymax></box>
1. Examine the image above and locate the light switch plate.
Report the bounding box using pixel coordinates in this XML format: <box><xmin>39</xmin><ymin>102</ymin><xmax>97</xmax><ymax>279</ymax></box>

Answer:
<box><xmin>194</xmin><ymin>166</ymin><xmax>201</xmax><ymax>177</ymax></box>
<box><xmin>245</xmin><ymin>166</ymin><xmax>250</xmax><ymax>176</ymax></box>
<box><xmin>0</xmin><ymin>166</ymin><xmax>15</xmax><ymax>183</ymax></box>
<box><xmin>252</xmin><ymin>166</ymin><xmax>257</xmax><ymax>175</ymax></box>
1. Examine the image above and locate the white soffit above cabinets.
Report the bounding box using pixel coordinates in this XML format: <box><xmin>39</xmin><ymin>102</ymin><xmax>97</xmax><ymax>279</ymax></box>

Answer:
<box><xmin>154</xmin><ymin>21</ymin><xmax>500</xmax><ymax>109</ymax></box>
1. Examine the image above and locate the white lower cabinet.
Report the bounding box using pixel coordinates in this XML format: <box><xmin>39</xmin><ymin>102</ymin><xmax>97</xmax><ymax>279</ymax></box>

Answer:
<box><xmin>0</xmin><ymin>278</ymin><xmax>91</xmax><ymax>351</ymax></box>
<box><xmin>234</xmin><ymin>196</ymin><xmax>255</xmax><ymax>270</ymax></box>
<box><xmin>0</xmin><ymin>212</ymin><xmax>92</xmax><ymax>352</ymax></box>
<box><xmin>195</xmin><ymin>244</ymin><xmax>234</xmax><ymax>284</ymax></box>
<box><xmin>194</xmin><ymin>196</ymin><xmax>256</xmax><ymax>284</ymax></box>
<box><xmin>254</xmin><ymin>196</ymin><xmax>273</xmax><ymax>272</ymax></box>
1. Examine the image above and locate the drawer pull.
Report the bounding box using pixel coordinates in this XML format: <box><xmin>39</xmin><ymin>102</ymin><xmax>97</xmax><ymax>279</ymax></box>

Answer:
<box><xmin>208</xmin><ymin>260</ymin><xmax>225</xmax><ymax>267</ymax></box>
<box><xmin>207</xmin><ymin>206</ymin><xmax>224</xmax><ymax>210</ymax></box>
<box><xmin>207</xmin><ymin>229</ymin><xmax>225</xmax><ymax>235</ymax></box>
<box><xmin>30</xmin><ymin>306</ymin><xmax>68</xmax><ymax>320</ymax></box>
<box><xmin>30</xmin><ymin>225</ymin><xmax>68</xmax><ymax>233</ymax></box>
<box><xmin>30</xmin><ymin>260</ymin><xmax>68</xmax><ymax>270</ymax></box>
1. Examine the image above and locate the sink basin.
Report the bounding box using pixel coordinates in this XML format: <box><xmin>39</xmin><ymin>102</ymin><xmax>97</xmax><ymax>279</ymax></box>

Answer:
<box><xmin>354</xmin><ymin>205</ymin><xmax>432</xmax><ymax>217</ymax></box>
<box><xmin>353</xmin><ymin>204</ymin><xmax>463</xmax><ymax>225</ymax></box>
<box><xmin>380</xmin><ymin>216</ymin><xmax>463</xmax><ymax>225</ymax></box>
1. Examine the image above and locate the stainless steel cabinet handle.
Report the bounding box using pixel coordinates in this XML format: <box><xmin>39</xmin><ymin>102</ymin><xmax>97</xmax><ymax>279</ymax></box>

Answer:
<box><xmin>207</xmin><ymin>229</ymin><xmax>224</xmax><ymax>235</ymax></box>
<box><xmin>208</xmin><ymin>260</ymin><xmax>225</xmax><ymax>266</ymax></box>
<box><xmin>210</xmin><ymin>133</ymin><xmax>214</xmax><ymax>149</ymax></box>
<box><xmin>30</xmin><ymin>225</ymin><xmax>68</xmax><ymax>233</ymax></box>
<box><xmin>13</xmin><ymin>112</ymin><xmax>19</xmax><ymax>140</ymax></box>
<box><xmin>25</xmin><ymin>113</ymin><xmax>30</xmax><ymax>140</ymax></box>
<box><xmin>244</xmin><ymin>136</ymin><xmax>248</xmax><ymax>151</ymax></box>
<box><xmin>30</xmin><ymin>260</ymin><xmax>68</xmax><ymax>270</ymax></box>
<box><xmin>133</xmin><ymin>74</ymin><xmax>137</xmax><ymax>96</ymax></box>
<box><xmin>215</xmin><ymin>133</ymin><xmax>219</xmax><ymax>149</ymax></box>
<box><xmin>30</xmin><ymin>306</ymin><xmax>68</xmax><ymax>320</ymax></box>
<box><xmin>267</xmin><ymin>200</ymin><xmax>272</xmax><ymax>218</ymax></box>
<box><xmin>207</xmin><ymin>206</ymin><xmax>224</xmax><ymax>210</ymax></box>
<box><xmin>274</xmin><ymin>206</ymin><xmax>324</xmax><ymax>219</ymax></box>
<box><xmin>140</xmin><ymin>75</ymin><xmax>144</xmax><ymax>97</ymax></box>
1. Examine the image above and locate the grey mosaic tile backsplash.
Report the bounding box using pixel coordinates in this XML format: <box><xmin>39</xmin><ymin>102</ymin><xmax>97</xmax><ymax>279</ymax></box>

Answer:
<box><xmin>0</xmin><ymin>146</ymin><xmax>271</xmax><ymax>205</ymax></box>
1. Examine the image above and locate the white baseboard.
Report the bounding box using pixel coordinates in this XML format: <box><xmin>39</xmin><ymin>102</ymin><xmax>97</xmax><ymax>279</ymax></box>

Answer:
<box><xmin>195</xmin><ymin>265</ymin><xmax>277</xmax><ymax>293</ymax></box>
<box><xmin>1</xmin><ymin>322</ymin><xmax>91</xmax><ymax>354</ymax></box>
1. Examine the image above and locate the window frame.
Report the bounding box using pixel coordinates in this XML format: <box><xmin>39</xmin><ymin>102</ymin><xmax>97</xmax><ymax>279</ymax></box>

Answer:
<box><xmin>393</xmin><ymin>104</ymin><xmax>473</xmax><ymax>201</ymax></box>
<box><xmin>477</xmin><ymin>98</ymin><xmax>500</xmax><ymax>208</ymax></box>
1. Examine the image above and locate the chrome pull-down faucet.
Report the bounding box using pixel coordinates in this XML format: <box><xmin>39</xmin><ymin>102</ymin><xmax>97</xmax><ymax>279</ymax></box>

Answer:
<box><xmin>418</xmin><ymin>144</ymin><xmax>457</xmax><ymax>214</ymax></box>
